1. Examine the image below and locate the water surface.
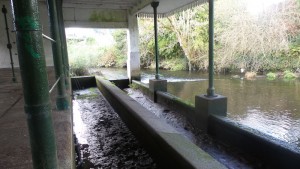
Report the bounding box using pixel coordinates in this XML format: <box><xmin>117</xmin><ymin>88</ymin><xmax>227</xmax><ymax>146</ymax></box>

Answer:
<box><xmin>100</xmin><ymin>68</ymin><xmax>300</xmax><ymax>149</ymax></box>
<box><xmin>141</xmin><ymin>69</ymin><xmax>300</xmax><ymax>149</ymax></box>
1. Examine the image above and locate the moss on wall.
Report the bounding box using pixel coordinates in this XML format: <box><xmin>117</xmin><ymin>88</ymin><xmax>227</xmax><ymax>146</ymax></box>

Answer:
<box><xmin>89</xmin><ymin>10</ymin><xmax>127</xmax><ymax>22</ymax></box>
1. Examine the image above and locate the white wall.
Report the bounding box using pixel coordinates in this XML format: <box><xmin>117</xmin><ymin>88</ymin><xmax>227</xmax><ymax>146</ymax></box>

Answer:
<box><xmin>0</xmin><ymin>0</ymin><xmax>54</xmax><ymax>68</ymax></box>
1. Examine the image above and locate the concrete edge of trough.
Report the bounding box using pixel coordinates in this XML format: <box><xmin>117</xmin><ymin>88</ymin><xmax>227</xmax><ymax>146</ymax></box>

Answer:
<box><xmin>71</xmin><ymin>76</ymin><xmax>96</xmax><ymax>90</ymax></box>
<box><xmin>95</xmin><ymin>76</ymin><xmax>227</xmax><ymax>169</ymax></box>
<box><xmin>131</xmin><ymin>80</ymin><xmax>300</xmax><ymax>169</ymax></box>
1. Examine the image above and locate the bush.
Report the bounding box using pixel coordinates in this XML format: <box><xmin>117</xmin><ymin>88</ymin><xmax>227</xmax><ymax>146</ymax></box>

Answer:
<box><xmin>160</xmin><ymin>58</ymin><xmax>187</xmax><ymax>71</ymax></box>
<box><xmin>266</xmin><ymin>72</ymin><xmax>277</xmax><ymax>80</ymax></box>
<box><xmin>70</xmin><ymin>63</ymin><xmax>89</xmax><ymax>76</ymax></box>
<box><xmin>283</xmin><ymin>70</ymin><xmax>297</xmax><ymax>79</ymax></box>
<box><xmin>98</xmin><ymin>48</ymin><xmax>117</xmax><ymax>67</ymax></box>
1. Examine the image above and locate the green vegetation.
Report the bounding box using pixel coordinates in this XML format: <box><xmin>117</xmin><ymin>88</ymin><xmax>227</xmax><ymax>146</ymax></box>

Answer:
<box><xmin>68</xmin><ymin>0</ymin><xmax>300</xmax><ymax>77</ymax></box>
<box><xmin>129</xmin><ymin>83</ymin><xmax>139</xmax><ymax>90</ymax></box>
<box><xmin>67</xmin><ymin>29</ymin><xmax>127</xmax><ymax>76</ymax></box>
<box><xmin>283</xmin><ymin>70</ymin><xmax>297</xmax><ymax>79</ymax></box>
<box><xmin>76</xmin><ymin>94</ymin><xmax>98</xmax><ymax>100</ymax></box>
<box><xmin>137</xmin><ymin>0</ymin><xmax>300</xmax><ymax>73</ymax></box>
<box><xmin>68</xmin><ymin>37</ymin><xmax>103</xmax><ymax>76</ymax></box>
<box><xmin>266</xmin><ymin>72</ymin><xmax>277</xmax><ymax>80</ymax></box>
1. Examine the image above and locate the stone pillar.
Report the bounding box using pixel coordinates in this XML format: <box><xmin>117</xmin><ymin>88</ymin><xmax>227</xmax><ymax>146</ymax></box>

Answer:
<box><xmin>127</xmin><ymin>14</ymin><xmax>140</xmax><ymax>82</ymax></box>
<box><xmin>195</xmin><ymin>94</ymin><xmax>227</xmax><ymax>132</ymax></box>
<box><xmin>149</xmin><ymin>79</ymin><xmax>167</xmax><ymax>102</ymax></box>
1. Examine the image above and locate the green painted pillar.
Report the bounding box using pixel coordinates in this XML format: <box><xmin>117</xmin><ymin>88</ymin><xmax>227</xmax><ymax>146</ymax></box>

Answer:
<box><xmin>47</xmin><ymin>0</ymin><xmax>69</xmax><ymax>110</ymax></box>
<box><xmin>56</xmin><ymin>0</ymin><xmax>70</xmax><ymax>90</ymax></box>
<box><xmin>207</xmin><ymin>0</ymin><xmax>216</xmax><ymax>97</ymax></box>
<box><xmin>10</xmin><ymin>0</ymin><xmax>58</xmax><ymax>168</ymax></box>
<box><xmin>151</xmin><ymin>1</ymin><xmax>160</xmax><ymax>79</ymax></box>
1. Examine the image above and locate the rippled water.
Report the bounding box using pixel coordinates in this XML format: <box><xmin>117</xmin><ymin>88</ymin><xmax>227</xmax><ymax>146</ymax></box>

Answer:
<box><xmin>98</xmin><ymin>68</ymin><xmax>300</xmax><ymax>149</ymax></box>
<box><xmin>141</xmin><ymin>69</ymin><xmax>300</xmax><ymax>149</ymax></box>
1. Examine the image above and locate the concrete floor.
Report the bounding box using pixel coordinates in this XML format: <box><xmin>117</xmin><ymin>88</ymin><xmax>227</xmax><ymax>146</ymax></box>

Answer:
<box><xmin>0</xmin><ymin>67</ymin><xmax>73</xmax><ymax>169</ymax></box>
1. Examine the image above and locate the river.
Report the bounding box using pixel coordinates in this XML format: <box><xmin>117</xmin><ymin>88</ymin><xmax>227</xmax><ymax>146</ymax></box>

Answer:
<box><xmin>99</xmin><ymin>68</ymin><xmax>300</xmax><ymax>149</ymax></box>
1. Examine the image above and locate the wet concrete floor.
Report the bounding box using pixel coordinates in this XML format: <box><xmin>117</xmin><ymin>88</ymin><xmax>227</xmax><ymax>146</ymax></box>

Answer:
<box><xmin>73</xmin><ymin>88</ymin><xmax>156</xmax><ymax>169</ymax></box>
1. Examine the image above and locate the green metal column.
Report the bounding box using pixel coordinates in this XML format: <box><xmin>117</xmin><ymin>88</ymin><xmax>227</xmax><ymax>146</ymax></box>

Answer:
<box><xmin>46</xmin><ymin>0</ymin><xmax>69</xmax><ymax>110</ymax></box>
<box><xmin>56</xmin><ymin>0</ymin><xmax>70</xmax><ymax>90</ymax></box>
<box><xmin>151</xmin><ymin>1</ymin><xmax>160</xmax><ymax>79</ymax></box>
<box><xmin>2</xmin><ymin>5</ymin><xmax>16</xmax><ymax>82</ymax></box>
<box><xmin>207</xmin><ymin>0</ymin><xmax>216</xmax><ymax>97</ymax></box>
<box><xmin>10</xmin><ymin>0</ymin><xmax>58</xmax><ymax>168</ymax></box>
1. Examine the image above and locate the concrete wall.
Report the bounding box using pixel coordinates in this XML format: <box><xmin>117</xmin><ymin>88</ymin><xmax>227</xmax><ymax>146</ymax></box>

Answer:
<box><xmin>63</xmin><ymin>7</ymin><xmax>128</xmax><ymax>28</ymax></box>
<box><xmin>0</xmin><ymin>0</ymin><xmax>53</xmax><ymax>68</ymax></box>
<box><xmin>96</xmin><ymin>76</ymin><xmax>226</xmax><ymax>169</ymax></box>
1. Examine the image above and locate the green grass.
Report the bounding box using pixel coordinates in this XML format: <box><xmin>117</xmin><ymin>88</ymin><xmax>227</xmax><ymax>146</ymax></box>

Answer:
<box><xmin>129</xmin><ymin>83</ymin><xmax>139</xmax><ymax>90</ymax></box>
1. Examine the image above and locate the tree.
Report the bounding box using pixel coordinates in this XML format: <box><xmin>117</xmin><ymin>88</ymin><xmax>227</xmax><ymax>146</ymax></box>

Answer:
<box><xmin>215</xmin><ymin>0</ymin><xmax>300</xmax><ymax>71</ymax></box>
<box><xmin>166</xmin><ymin>5</ymin><xmax>209</xmax><ymax>71</ymax></box>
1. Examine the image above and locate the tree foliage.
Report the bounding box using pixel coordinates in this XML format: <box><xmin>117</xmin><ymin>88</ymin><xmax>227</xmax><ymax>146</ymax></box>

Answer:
<box><xmin>138</xmin><ymin>0</ymin><xmax>300</xmax><ymax>72</ymax></box>
<box><xmin>215</xmin><ymin>0</ymin><xmax>300</xmax><ymax>71</ymax></box>
<box><xmin>166</xmin><ymin>5</ymin><xmax>209</xmax><ymax>71</ymax></box>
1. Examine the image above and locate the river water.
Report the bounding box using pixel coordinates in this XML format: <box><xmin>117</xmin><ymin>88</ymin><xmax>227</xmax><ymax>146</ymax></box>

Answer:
<box><xmin>141</xmin><ymin>70</ymin><xmax>300</xmax><ymax>148</ymax></box>
<box><xmin>99</xmin><ymin>68</ymin><xmax>300</xmax><ymax>150</ymax></box>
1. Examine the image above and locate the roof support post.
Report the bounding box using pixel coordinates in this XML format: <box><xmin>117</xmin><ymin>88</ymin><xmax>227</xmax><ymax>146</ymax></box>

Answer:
<box><xmin>10</xmin><ymin>0</ymin><xmax>58</xmax><ymax>168</ymax></box>
<box><xmin>207</xmin><ymin>0</ymin><xmax>215</xmax><ymax>97</ymax></box>
<box><xmin>195</xmin><ymin>0</ymin><xmax>227</xmax><ymax>132</ymax></box>
<box><xmin>151</xmin><ymin>1</ymin><xmax>160</xmax><ymax>79</ymax></box>
<box><xmin>2</xmin><ymin>5</ymin><xmax>16</xmax><ymax>83</ymax></box>
<box><xmin>127</xmin><ymin>14</ymin><xmax>141</xmax><ymax>82</ymax></box>
<box><xmin>47</xmin><ymin>0</ymin><xmax>69</xmax><ymax>110</ymax></box>
<box><xmin>149</xmin><ymin>1</ymin><xmax>167</xmax><ymax>103</ymax></box>
<box><xmin>56</xmin><ymin>0</ymin><xmax>70</xmax><ymax>90</ymax></box>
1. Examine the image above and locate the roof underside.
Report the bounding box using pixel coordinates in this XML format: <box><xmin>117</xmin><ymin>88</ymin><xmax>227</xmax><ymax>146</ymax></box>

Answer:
<box><xmin>63</xmin><ymin>0</ymin><xmax>208</xmax><ymax>17</ymax></box>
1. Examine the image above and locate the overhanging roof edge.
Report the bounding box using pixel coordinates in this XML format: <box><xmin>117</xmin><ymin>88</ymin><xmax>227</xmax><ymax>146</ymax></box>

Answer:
<box><xmin>137</xmin><ymin>0</ymin><xmax>208</xmax><ymax>18</ymax></box>
<box><xmin>129</xmin><ymin>0</ymin><xmax>153</xmax><ymax>15</ymax></box>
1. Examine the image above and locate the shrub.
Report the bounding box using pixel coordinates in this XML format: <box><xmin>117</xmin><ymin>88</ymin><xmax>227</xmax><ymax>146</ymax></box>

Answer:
<box><xmin>283</xmin><ymin>70</ymin><xmax>297</xmax><ymax>79</ymax></box>
<box><xmin>98</xmin><ymin>48</ymin><xmax>117</xmax><ymax>67</ymax></box>
<box><xmin>160</xmin><ymin>58</ymin><xmax>187</xmax><ymax>71</ymax></box>
<box><xmin>266</xmin><ymin>72</ymin><xmax>277</xmax><ymax>80</ymax></box>
<box><xmin>70</xmin><ymin>65</ymin><xmax>89</xmax><ymax>76</ymax></box>
<box><xmin>129</xmin><ymin>83</ymin><xmax>139</xmax><ymax>90</ymax></box>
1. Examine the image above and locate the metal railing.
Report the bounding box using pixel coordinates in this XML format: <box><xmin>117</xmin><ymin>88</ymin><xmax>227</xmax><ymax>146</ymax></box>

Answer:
<box><xmin>49</xmin><ymin>76</ymin><xmax>60</xmax><ymax>94</ymax></box>
<box><xmin>42</xmin><ymin>33</ymin><xmax>56</xmax><ymax>43</ymax></box>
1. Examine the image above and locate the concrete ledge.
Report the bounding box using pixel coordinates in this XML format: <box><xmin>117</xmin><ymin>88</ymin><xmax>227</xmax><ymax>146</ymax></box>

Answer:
<box><xmin>131</xmin><ymin>81</ymin><xmax>300</xmax><ymax>168</ymax></box>
<box><xmin>156</xmin><ymin>91</ymin><xmax>196</xmax><ymax>125</ymax></box>
<box><xmin>132</xmin><ymin>80</ymin><xmax>152</xmax><ymax>96</ymax></box>
<box><xmin>96</xmin><ymin>76</ymin><xmax>226</xmax><ymax>169</ymax></box>
<box><xmin>71</xmin><ymin>76</ymin><xmax>96</xmax><ymax>90</ymax></box>
<box><xmin>110</xmin><ymin>79</ymin><xmax>129</xmax><ymax>89</ymax></box>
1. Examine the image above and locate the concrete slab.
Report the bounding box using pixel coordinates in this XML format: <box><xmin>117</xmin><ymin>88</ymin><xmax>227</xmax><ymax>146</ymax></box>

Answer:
<box><xmin>0</xmin><ymin>68</ymin><xmax>74</xmax><ymax>169</ymax></box>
